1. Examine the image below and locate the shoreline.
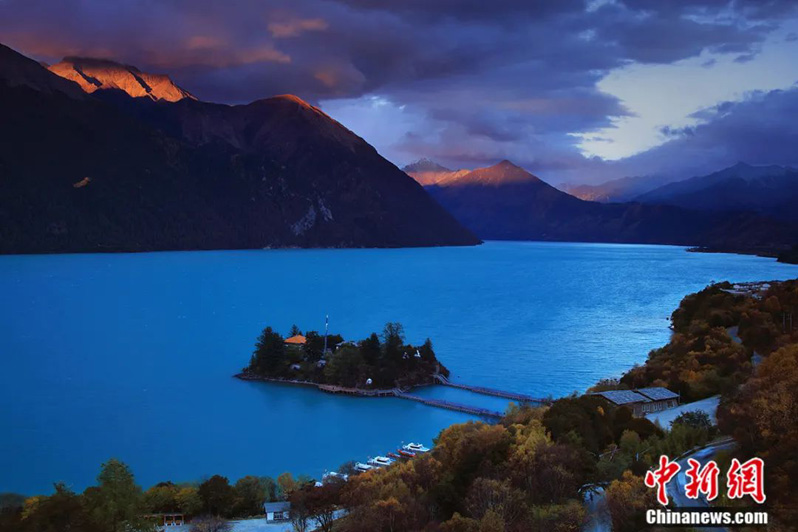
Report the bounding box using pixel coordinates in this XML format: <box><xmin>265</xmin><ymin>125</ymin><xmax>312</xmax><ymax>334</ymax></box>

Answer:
<box><xmin>234</xmin><ymin>372</ymin><xmax>429</xmax><ymax>397</ymax></box>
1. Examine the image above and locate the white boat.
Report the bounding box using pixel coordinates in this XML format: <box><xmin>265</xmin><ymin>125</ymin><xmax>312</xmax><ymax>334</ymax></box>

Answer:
<box><xmin>402</xmin><ymin>442</ymin><xmax>430</xmax><ymax>453</ymax></box>
<box><xmin>354</xmin><ymin>462</ymin><xmax>374</xmax><ymax>472</ymax></box>
<box><xmin>368</xmin><ymin>456</ymin><xmax>394</xmax><ymax>467</ymax></box>
<box><xmin>323</xmin><ymin>471</ymin><xmax>349</xmax><ymax>482</ymax></box>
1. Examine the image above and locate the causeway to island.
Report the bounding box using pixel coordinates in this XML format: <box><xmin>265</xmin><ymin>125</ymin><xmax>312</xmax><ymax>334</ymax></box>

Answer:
<box><xmin>235</xmin><ymin>322</ymin><xmax>551</xmax><ymax>418</ymax></box>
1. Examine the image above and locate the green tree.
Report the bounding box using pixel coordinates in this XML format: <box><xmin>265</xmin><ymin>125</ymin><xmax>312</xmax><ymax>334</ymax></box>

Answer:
<box><xmin>359</xmin><ymin>333</ymin><xmax>381</xmax><ymax>365</ymax></box>
<box><xmin>250</xmin><ymin>327</ymin><xmax>286</xmax><ymax>374</ymax></box>
<box><xmin>382</xmin><ymin>322</ymin><xmax>405</xmax><ymax>363</ymax></box>
<box><xmin>142</xmin><ymin>482</ymin><xmax>178</xmax><ymax>514</ymax></box>
<box><xmin>289</xmin><ymin>324</ymin><xmax>303</xmax><ymax>337</ymax></box>
<box><xmin>671</xmin><ymin>410</ymin><xmax>713</xmax><ymax>431</ymax></box>
<box><xmin>324</xmin><ymin>346</ymin><xmax>364</xmax><ymax>387</ymax></box>
<box><xmin>93</xmin><ymin>459</ymin><xmax>144</xmax><ymax>532</ymax></box>
<box><xmin>232</xmin><ymin>476</ymin><xmax>266</xmax><ymax>517</ymax></box>
<box><xmin>198</xmin><ymin>476</ymin><xmax>234</xmax><ymax>517</ymax></box>
<box><xmin>176</xmin><ymin>487</ymin><xmax>203</xmax><ymax>517</ymax></box>
<box><xmin>259</xmin><ymin>477</ymin><xmax>278</xmax><ymax>502</ymax></box>
<box><xmin>22</xmin><ymin>483</ymin><xmax>97</xmax><ymax>532</ymax></box>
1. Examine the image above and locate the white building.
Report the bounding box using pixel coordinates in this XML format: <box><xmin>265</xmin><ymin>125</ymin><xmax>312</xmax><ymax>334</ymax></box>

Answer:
<box><xmin>264</xmin><ymin>501</ymin><xmax>291</xmax><ymax>522</ymax></box>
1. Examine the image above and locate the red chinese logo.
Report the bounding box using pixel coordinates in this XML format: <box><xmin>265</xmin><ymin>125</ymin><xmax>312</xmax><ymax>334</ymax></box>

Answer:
<box><xmin>727</xmin><ymin>457</ymin><xmax>766</xmax><ymax>504</ymax></box>
<box><xmin>644</xmin><ymin>455</ymin><xmax>766</xmax><ymax>506</ymax></box>
<box><xmin>644</xmin><ymin>455</ymin><xmax>681</xmax><ymax>505</ymax></box>
<box><xmin>684</xmin><ymin>458</ymin><xmax>720</xmax><ymax>501</ymax></box>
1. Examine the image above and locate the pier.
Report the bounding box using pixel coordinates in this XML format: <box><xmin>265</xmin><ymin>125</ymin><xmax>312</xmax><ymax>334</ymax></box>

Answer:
<box><xmin>394</xmin><ymin>392</ymin><xmax>503</xmax><ymax>419</ymax></box>
<box><xmin>236</xmin><ymin>372</ymin><xmax>552</xmax><ymax>417</ymax></box>
<box><xmin>434</xmin><ymin>375</ymin><xmax>552</xmax><ymax>405</ymax></box>
<box><xmin>318</xmin><ymin>384</ymin><xmax>396</xmax><ymax>397</ymax></box>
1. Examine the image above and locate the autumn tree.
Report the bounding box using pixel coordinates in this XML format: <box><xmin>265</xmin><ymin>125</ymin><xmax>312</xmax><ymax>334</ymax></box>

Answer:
<box><xmin>605</xmin><ymin>471</ymin><xmax>655</xmax><ymax>532</ymax></box>
<box><xmin>718</xmin><ymin>343</ymin><xmax>798</xmax><ymax>526</ymax></box>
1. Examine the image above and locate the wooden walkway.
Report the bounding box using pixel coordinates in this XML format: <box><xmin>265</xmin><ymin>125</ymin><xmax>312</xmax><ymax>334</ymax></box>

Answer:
<box><xmin>236</xmin><ymin>373</ymin><xmax>551</xmax><ymax>417</ymax></box>
<box><xmin>435</xmin><ymin>375</ymin><xmax>552</xmax><ymax>405</ymax></box>
<box><xmin>395</xmin><ymin>392</ymin><xmax>503</xmax><ymax>418</ymax></box>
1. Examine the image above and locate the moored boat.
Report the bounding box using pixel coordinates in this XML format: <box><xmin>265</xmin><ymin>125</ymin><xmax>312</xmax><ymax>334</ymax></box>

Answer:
<box><xmin>398</xmin><ymin>449</ymin><xmax>416</xmax><ymax>458</ymax></box>
<box><xmin>402</xmin><ymin>442</ymin><xmax>430</xmax><ymax>453</ymax></box>
<box><xmin>354</xmin><ymin>462</ymin><xmax>374</xmax><ymax>472</ymax></box>
<box><xmin>368</xmin><ymin>456</ymin><xmax>394</xmax><ymax>467</ymax></box>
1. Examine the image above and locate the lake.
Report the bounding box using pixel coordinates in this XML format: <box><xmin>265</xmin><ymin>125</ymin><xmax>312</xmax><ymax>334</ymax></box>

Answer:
<box><xmin>0</xmin><ymin>241</ymin><xmax>795</xmax><ymax>494</ymax></box>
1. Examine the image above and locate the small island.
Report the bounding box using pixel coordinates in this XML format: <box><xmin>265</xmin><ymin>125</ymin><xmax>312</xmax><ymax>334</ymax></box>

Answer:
<box><xmin>237</xmin><ymin>322</ymin><xmax>450</xmax><ymax>391</ymax></box>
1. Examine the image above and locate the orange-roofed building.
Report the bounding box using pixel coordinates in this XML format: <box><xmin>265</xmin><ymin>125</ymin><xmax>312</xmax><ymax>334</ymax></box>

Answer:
<box><xmin>285</xmin><ymin>334</ymin><xmax>307</xmax><ymax>346</ymax></box>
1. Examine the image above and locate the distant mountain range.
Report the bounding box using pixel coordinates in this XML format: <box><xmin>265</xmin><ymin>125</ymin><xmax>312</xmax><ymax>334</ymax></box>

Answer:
<box><xmin>561</xmin><ymin>174</ymin><xmax>676</xmax><ymax>203</ymax></box>
<box><xmin>0</xmin><ymin>43</ymin><xmax>479</xmax><ymax>253</ymax></box>
<box><xmin>635</xmin><ymin>162</ymin><xmax>798</xmax><ymax>221</ymax></box>
<box><xmin>407</xmin><ymin>159</ymin><xmax>797</xmax><ymax>255</ymax></box>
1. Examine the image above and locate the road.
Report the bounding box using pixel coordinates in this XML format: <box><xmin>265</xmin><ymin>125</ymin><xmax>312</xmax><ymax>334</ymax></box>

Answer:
<box><xmin>667</xmin><ymin>438</ymin><xmax>737</xmax><ymax>532</ymax></box>
<box><xmin>583</xmin><ymin>486</ymin><xmax>611</xmax><ymax>532</ymax></box>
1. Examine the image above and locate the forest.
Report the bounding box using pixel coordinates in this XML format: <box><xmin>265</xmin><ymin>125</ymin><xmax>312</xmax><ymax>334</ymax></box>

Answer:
<box><xmin>242</xmin><ymin>322</ymin><xmax>449</xmax><ymax>389</ymax></box>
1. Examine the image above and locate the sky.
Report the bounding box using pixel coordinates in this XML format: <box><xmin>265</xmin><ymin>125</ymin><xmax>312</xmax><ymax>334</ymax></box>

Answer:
<box><xmin>1</xmin><ymin>0</ymin><xmax>798</xmax><ymax>185</ymax></box>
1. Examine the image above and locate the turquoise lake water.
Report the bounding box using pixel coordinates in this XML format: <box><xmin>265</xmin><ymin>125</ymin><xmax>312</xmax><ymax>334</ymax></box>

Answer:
<box><xmin>0</xmin><ymin>241</ymin><xmax>795</xmax><ymax>494</ymax></box>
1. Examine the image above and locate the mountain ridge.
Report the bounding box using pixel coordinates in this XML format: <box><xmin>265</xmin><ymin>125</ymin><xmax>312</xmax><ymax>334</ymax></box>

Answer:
<box><xmin>423</xmin><ymin>159</ymin><xmax>797</xmax><ymax>252</ymax></box>
<box><xmin>48</xmin><ymin>56</ymin><xmax>196</xmax><ymax>102</ymax></box>
<box><xmin>0</xmin><ymin>43</ymin><xmax>480</xmax><ymax>253</ymax></box>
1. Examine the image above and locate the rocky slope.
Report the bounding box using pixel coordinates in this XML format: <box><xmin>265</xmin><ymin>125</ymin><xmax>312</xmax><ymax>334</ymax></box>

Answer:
<box><xmin>0</xmin><ymin>44</ymin><xmax>479</xmax><ymax>254</ymax></box>
<box><xmin>402</xmin><ymin>159</ymin><xmax>468</xmax><ymax>186</ymax></box>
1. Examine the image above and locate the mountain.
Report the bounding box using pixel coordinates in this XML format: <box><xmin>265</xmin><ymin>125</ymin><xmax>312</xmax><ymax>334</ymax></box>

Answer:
<box><xmin>635</xmin><ymin>162</ymin><xmax>798</xmax><ymax>220</ymax></box>
<box><xmin>0</xmin><ymin>44</ymin><xmax>479</xmax><ymax>253</ymax></box>
<box><xmin>426</xmin><ymin>160</ymin><xmax>796</xmax><ymax>250</ymax></box>
<box><xmin>0</xmin><ymin>44</ymin><xmax>86</xmax><ymax>99</ymax></box>
<box><xmin>562</xmin><ymin>174</ymin><xmax>677</xmax><ymax>203</ymax></box>
<box><xmin>402</xmin><ymin>159</ymin><xmax>468</xmax><ymax>186</ymax></box>
<box><xmin>48</xmin><ymin>56</ymin><xmax>195</xmax><ymax>102</ymax></box>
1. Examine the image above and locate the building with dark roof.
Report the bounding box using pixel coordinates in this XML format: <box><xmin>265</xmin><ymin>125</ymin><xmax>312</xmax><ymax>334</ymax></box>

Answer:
<box><xmin>591</xmin><ymin>387</ymin><xmax>679</xmax><ymax>417</ymax></box>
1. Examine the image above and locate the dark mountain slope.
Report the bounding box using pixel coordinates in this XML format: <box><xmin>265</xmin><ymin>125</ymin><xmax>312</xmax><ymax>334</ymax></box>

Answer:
<box><xmin>426</xmin><ymin>161</ymin><xmax>796</xmax><ymax>249</ymax></box>
<box><xmin>0</xmin><ymin>44</ymin><xmax>478</xmax><ymax>253</ymax></box>
<box><xmin>635</xmin><ymin>162</ymin><xmax>798</xmax><ymax>221</ymax></box>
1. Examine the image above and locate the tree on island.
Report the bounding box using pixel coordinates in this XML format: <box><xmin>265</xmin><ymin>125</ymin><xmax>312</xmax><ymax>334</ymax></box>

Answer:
<box><xmin>251</xmin><ymin>327</ymin><xmax>285</xmax><ymax>374</ymax></box>
<box><xmin>359</xmin><ymin>333</ymin><xmax>381</xmax><ymax>365</ymax></box>
<box><xmin>245</xmin><ymin>321</ymin><xmax>448</xmax><ymax>389</ymax></box>
<box><xmin>324</xmin><ymin>346</ymin><xmax>365</xmax><ymax>388</ymax></box>
<box><xmin>382</xmin><ymin>322</ymin><xmax>405</xmax><ymax>363</ymax></box>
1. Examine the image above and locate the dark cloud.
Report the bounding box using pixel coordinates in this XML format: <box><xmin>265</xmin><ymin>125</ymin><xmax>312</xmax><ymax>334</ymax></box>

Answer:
<box><xmin>0</xmin><ymin>0</ymin><xmax>795</xmax><ymax>183</ymax></box>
